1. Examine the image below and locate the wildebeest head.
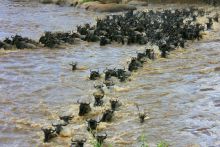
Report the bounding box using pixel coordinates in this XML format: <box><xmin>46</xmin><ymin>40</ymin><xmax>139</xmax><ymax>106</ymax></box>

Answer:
<box><xmin>77</xmin><ymin>100</ymin><xmax>91</xmax><ymax>116</ymax></box>
<box><xmin>136</xmin><ymin>104</ymin><xmax>148</xmax><ymax>123</ymax></box>
<box><xmin>110</xmin><ymin>99</ymin><xmax>122</xmax><ymax>111</ymax></box>
<box><xmin>52</xmin><ymin>120</ymin><xmax>68</xmax><ymax>134</ymax></box>
<box><xmin>145</xmin><ymin>48</ymin><xmax>155</xmax><ymax>60</ymax></box>
<box><xmin>104</xmin><ymin>68</ymin><xmax>117</xmax><ymax>80</ymax></box>
<box><xmin>41</xmin><ymin>126</ymin><xmax>57</xmax><ymax>142</ymax></box>
<box><xmin>100</xmin><ymin>109</ymin><xmax>114</xmax><ymax>122</ymax></box>
<box><xmin>94</xmin><ymin>84</ymin><xmax>104</xmax><ymax>89</ymax></box>
<box><xmin>161</xmin><ymin>50</ymin><xmax>169</xmax><ymax>58</ymax></box>
<box><xmin>93</xmin><ymin>85</ymin><xmax>105</xmax><ymax>106</ymax></box>
<box><xmin>93</xmin><ymin>84</ymin><xmax>105</xmax><ymax>97</ymax></box>
<box><xmin>77</xmin><ymin>25</ymin><xmax>88</xmax><ymax>35</ymax></box>
<box><xmin>137</xmin><ymin>51</ymin><xmax>147</xmax><ymax>63</ymax></box>
<box><xmin>93</xmin><ymin>132</ymin><xmax>107</xmax><ymax>145</ymax></box>
<box><xmin>71</xmin><ymin>138</ymin><xmax>87</xmax><ymax>147</ymax></box>
<box><xmin>70</xmin><ymin>62</ymin><xmax>78</xmax><ymax>71</ymax></box>
<box><xmin>86</xmin><ymin>119</ymin><xmax>99</xmax><ymax>131</ymax></box>
<box><xmin>116</xmin><ymin>68</ymin><xmax>126</xmax><ymax>77</ymax></box>
<box><xmin>59</xmin><ymin>113</ymin><xmax>74</xmax><ymax>124</ymax></box>
<box><xmin>128</xmin><ymin>57</ymin><xmax>142</xmax><ymax>72</ymax></box>
<box><xmin>100</xmin><ymin>36</ymin><xmax>111</xmax><ymax>46</ymax></box>
<box><xmin>93</xmin><ymin>96</ymin><xmax>104</xmax><ymax>107</ymax></box>
<box><xmin>89</xmin><ymin>70</ymin><xmax>100</xmax><ymax>80</ymax></box>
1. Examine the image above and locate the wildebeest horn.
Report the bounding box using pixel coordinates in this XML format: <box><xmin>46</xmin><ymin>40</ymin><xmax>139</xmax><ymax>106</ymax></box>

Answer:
<box><xmin>104</xmin><ymin>132</ymin><xmax>107</xmax><ymax>138</ymax></box>
<box><xmin>85</xmin><ymin>100</ymin><xmax>91</xmax><ymax>105</ymax></box>
<box><xmin>103</xmin><ymin>67</ymin><xmax>108</xmax><ymax>72</ymax></box>
<box><xmin>82</xmin><ymin>138</ymin><xmax>87</xmax><ymax>142</ymax></box>
<box><xmin>136</xmin><ymin>104</ymin><xmax>140</xmax><ymax>112</ymax></box>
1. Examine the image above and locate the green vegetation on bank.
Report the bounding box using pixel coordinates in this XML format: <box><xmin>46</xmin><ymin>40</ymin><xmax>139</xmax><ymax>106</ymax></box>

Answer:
<box><xmin>140</xmin><ymin>134</ymin><xmax>169</xmax><ymax>147</ymax></box>
<box><xmin>81</xmin><ymin>0</ymin><xmax>96</xmax><ymax>3</ymax></box>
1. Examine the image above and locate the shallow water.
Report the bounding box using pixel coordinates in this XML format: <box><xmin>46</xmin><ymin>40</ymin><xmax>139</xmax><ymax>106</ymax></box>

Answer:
<box><xmin>0</xmin><ymin>1</ymin><xmax>220</xmax><ymax>147</ymax></box>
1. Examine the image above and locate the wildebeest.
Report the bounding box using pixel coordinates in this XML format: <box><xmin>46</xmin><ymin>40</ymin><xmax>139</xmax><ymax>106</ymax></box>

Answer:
<box><xmin>77</xmin><ymin>100</ymin><xmax>91</xmax><ymax>116</ymax></box>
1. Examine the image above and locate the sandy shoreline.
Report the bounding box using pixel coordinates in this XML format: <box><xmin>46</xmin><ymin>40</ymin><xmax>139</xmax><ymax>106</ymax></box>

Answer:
<box><xmin>37</xmin><ymin>0</ymin><xmax>220</xmax><ymax>12</ymax></box>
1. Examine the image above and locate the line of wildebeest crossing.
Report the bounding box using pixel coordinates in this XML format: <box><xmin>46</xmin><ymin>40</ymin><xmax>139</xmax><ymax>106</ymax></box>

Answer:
<box><xmin>1</xmin><ymin>7</ymin><xmax>219</xmax><ymax>147</ymax></box>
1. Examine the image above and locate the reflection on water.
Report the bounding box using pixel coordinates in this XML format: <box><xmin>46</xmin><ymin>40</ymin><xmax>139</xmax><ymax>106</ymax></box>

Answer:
<box><xmin>0</xmin><ymin>1</ymin><xmax>220</xmax><ymax>147</ymax></box>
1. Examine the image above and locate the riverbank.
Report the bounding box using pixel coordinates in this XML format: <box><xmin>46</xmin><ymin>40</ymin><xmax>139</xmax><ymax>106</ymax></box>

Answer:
<box><xmin>40</xmin><ymin>0</ymin><xmax>140</xmax><ymax>12</ymax></box>
<box><xmin>38</xmin><ymin>0</ymin><xmax>220</xmax><ymax>12</ymax></box>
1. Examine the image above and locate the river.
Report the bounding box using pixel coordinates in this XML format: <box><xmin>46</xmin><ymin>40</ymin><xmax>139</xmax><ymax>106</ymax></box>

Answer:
<box><xmin>0</xmin><ymin>1</ymin><xmax>220</xmax><ymax>147</ymax></box>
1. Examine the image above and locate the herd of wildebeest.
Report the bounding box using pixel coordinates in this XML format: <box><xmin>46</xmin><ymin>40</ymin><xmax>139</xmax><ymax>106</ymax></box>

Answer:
<box><xmin>1</xmin><ymin>6</ymin><xmax>219</xmax><ymax>147</ymax></box>
<box><xmin>203</xmin><ymin>0</ymin><xmax>220</xmax><ymax>6</ymax></box>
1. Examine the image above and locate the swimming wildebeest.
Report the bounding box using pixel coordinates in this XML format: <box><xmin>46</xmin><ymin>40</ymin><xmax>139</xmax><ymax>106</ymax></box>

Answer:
<box><xmin>86</xmin><ymin>119</ymin><xmax>99</xmax><ymax>131</ymax></box>
<box><xmin>93</xmin><ymin>84</ymin><xmax>105</xmax><ymax>106</ymax></box>
<box><xmin>52</xmin><ymin>120</ymin><xmax>68</xmax><ymax>134</ymax></box>
<box><xmin>110</xmin><ymin>99</ymin><xmax>122</xmax><ymax>111</ymax></box>
<box><xmin>100</xmin><ymin>109</ymin><xmax>114</xmax><ymax>122</ymax></box>
<box><xmin>70</xmin><ymin>62</ymin><xmax>78</xmax><ymax>71</ymax></box>
<box><xmin>93</xmin><ymin>132</ymin><xmax>107</xmax><ymax>145</ymax></box>
<box><xmin>41</xmin><ymin>126</ymin><xmax>57</xmax><ymax>142</ymax></box>
<box><xmin>77</xmin><ymin>100</ymin><xmax>91</xmax><ymax>116</ymax></box>
<box><xmin>0</xmin><ymin>35</ymin><xmax>38</xmax><ymax>49</ymax></box>
<box><xmin>71</xmin><ymin>137</ymin><xmax>87</xmax><ymax>147</ymax></box>
<box><xmin>136</xmin><ymin>105</ymin><xmax>148</xmax><ymax>123</ymax></box>
<box><xmin>89</xmin><ymin>70</ymin><xmax>101</xmax><ymax>80</ymax></box>
<box><xmin>128</xmin><ymin>57</ymin><xmax>142</xmax><ymax>72</ymax></box>
<box><xmin>59</xmin><ymin>112</ymin><xmax>74</xmax><ymax>124</ymax></box>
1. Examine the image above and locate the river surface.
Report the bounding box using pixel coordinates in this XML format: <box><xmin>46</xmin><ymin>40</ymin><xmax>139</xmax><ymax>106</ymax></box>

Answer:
<box><xmin>0</xmin><ymin>1</ymin><xmax>220</xmax><ymax>147</ymax></box>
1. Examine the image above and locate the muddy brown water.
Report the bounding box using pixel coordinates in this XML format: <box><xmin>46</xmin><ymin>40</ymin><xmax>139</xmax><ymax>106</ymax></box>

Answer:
<box><xmin>0</xmin><ymin>1</ymin><xmax>220</xmax><ymax>147</ymax></box>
